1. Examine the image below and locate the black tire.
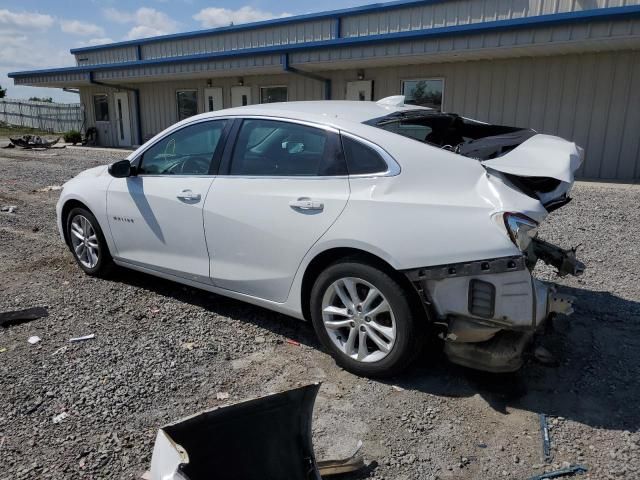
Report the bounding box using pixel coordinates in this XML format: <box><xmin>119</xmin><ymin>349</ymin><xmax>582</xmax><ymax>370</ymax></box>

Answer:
<box><xmin>310</xmin><ymin>259</ymin><xmax>425</xmax><ymax>378</ymax></box>
<box><xmin>65</xmin><ymin>207</ymin><xmax>114</xmax><ymax>277</ymax></box>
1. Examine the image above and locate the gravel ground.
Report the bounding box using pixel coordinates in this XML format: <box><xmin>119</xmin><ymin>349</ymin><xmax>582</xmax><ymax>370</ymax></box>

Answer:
<box><xmin>0</xmin><ymin>144</ymin><xmax>639</xmax><ymax>480</ymax></box>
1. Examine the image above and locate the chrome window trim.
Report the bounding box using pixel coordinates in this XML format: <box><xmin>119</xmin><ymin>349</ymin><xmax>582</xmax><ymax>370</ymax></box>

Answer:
<box><xmin>340</xmin><ymin>130</ymin><xmax>401</xmax><ymax>177</ymax></box>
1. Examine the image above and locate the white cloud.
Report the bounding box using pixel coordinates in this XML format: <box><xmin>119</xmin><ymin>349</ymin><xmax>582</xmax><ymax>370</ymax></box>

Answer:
<box><xmin>74</xmin><ymin>37</ymin><xmax>114</xmax><ymax>48</ymax></box>
<box><xmin>102</xmin><ymin>7</ymin><xmax>179</xmax><ymax>39</ymax></box>
<box><xmin>60</xmin><ymin>19</ymin><xmax>104</xmax><ymax>37</ymax></box>
<box><xmin>193</xmin><ymin>6</ymin><xmax>291</xmax><ymax>28</ymax></box>
<box><xmin>0</xmin><ymin>9</ymin><xmax>55</xmax><ymax>30</ymax></box>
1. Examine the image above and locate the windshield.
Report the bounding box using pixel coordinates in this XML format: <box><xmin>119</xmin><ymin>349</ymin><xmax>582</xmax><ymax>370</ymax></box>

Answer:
<box><xmin>365</xmin><ymin>111</ymin><xmax>536</xmax><ymax>160</ymax></box>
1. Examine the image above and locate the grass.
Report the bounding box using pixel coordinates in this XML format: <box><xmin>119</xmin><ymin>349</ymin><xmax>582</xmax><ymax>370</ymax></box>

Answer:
<box><xmin>0</xmin><ymin>122</ymin><xmax>61</xmax><ymax>137</ymax></box>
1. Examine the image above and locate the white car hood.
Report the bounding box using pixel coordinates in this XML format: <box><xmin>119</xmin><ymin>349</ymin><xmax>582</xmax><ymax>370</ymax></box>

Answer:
<box><xmin>481</xmin><ymin>134</ymin><xmax>583</xmax><ymax>183</ymax></box>
<box><xmin>75</xmin><ymin>165</ymin><xmax>109</xmax><ymax>178</ymax></box>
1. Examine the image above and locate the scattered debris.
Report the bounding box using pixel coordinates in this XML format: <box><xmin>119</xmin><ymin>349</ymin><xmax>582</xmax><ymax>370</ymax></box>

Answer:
<box><xmin>9</xmin><ymin>135</ymin><xmax>61</xmax><ymax>149</ymax></box>
<box><xmin>534</xmin><ymin>346</ymin><xmax>557</xmax><ymax>365</ymax></box>
<box><xmin>1</xmin><ymin>205</ymin><xmax>17</xmax><ymax>213</ymax></box>
<box><xmin>148</xmin><ymin>384</ymin><xmax>358</xmax><ymax>480</ymax></box>
<box><xmin>0</xmin><ymin>347</ymin><xmax>6</xmax><ymax>353</ymax></box>
<box><xmin>539</xmin><ymin>413</ymin><xmax>552</xmax><ymax>463</ymax></box>
<box><xmin>69</xmin><ymin>334</ymin><xmax>95</xmax><ymax>343</ymax></box>
<box><xmin>216</xmin><ymin>392</ymin><xmax>230</xmax><ymax>400</ymax></box>
<box><xmin>285</xmin><ymin>338</ymin><xmax>300</xmax><ymax>346</ymax></box>
<box><xmin>52</xmin><ymin>346</ymin><xmax>67</xmax><ymax>356</ymax></box>
<box><xmin>27</xmin><ymin>336</ymin><xmax>41</xmax><ymax>345</ymax></box>
<box><xmin>36</xmin><ymin>185</ymin><xmax>63</xmax><ymax>192</ymax></box>
<box><xmin>181</xmin><ymin>342</ymin><xmax>197</xmax><ymax>351</ymax></box>
<box><xmin>52</xmin><ymin>412</ymin><xmax>69</xmax><ymax>424</ymax></box>
<box><xmin>25</xmin><ymin>397</ymin><xmax>44</xmax><ymax>415</ymax></box>
<box><xmin>318</xmin><ymin>440</ymin><xmax>365</xmax><ymax>476</ymax></box>
<box><xmin>527</xmin><ymin>464</ymin><xmax>588</xmax><ymax>480</ymax></box>
<box><xmin>392</xmin><ymin>385</ymin><xmax>405</xmax><ymax>392</ymax></box>
<box><xmin>0</xmin><ymin>306</ymin><xmax>49</xmax><ymax>328</ymax></box>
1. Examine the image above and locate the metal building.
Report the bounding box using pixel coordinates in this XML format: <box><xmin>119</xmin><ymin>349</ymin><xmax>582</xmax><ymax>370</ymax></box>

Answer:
<box><xmin>9</xmin><ymin>0</ymin><xmax>640</xmax><ymax>180</ymax></box>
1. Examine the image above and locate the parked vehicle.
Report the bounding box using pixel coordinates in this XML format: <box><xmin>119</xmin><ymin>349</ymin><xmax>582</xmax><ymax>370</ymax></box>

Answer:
<box><xmin>56</xmin><ymin>96</ymin><xmax>584</xmax><ymax>377</ymax></box>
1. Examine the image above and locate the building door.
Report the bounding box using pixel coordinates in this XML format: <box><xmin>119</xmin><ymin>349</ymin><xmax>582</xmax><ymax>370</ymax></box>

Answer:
<box><xmin>231</xmin><ymin>86</ymin><xmax>252</xmax><ymax>107</ymax></box>
<box><xmin>346</xmin><ymin>81</ymin><xmax>373</xmax><ymax>101</ymax></box>
<box><xmin>204</xmin><ymin>87</ymin><xmax>223</xmax><ymax>112</ymax></box>
<box><xmin>114</xmin><ymin>92</ymin><xmax>132</xmax><ymax>146</ymax></box>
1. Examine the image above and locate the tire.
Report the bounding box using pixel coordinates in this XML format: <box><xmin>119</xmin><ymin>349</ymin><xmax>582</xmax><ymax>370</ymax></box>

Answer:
<box><xmin>66</xmin><ymin>207</ymin><xmax>114</xmax><ymax>277</ymax></box>
<box><xmin>310</xmin><ymin>259</ymin><xmax>425</xmax><ymax>378</ymax></box>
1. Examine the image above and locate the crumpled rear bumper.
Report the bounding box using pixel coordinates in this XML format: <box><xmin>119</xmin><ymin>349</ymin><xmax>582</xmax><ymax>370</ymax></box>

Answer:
<box><xmin>405</xmin><ymin>245</ymin><xmax>583</xmax><ymax>372</ymax></box>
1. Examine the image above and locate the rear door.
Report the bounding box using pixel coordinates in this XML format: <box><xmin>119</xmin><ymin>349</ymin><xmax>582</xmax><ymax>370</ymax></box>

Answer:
<box><xmin>204</xmin><ymin>118</ymin><xmax>350</xmax><ymax>302</ymax></box>
<box><xmin>107</xmin><ymin>119</ymin><xmax>229</xmax><ymax>283</ymax></box>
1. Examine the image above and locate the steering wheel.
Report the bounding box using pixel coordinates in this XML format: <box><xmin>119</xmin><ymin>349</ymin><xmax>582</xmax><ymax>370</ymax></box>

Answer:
<box><xmin>180</xmin><ymin>155</ymin><xmax>211</xmax><ymax>174</ymax></box>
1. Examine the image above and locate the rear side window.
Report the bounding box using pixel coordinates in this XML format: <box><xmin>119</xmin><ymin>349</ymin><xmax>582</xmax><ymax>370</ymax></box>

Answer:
<box><xmin>229</xmin><ymin>119</ymin><xmax>346</xmax><ymax>176</ymax></box>
<box><xmin>341</xmin><ymin>136</ymin><xmax>389</xmax><ymax>175</ymax></box>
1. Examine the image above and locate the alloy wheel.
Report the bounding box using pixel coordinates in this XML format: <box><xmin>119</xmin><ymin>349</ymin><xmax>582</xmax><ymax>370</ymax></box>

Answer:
<box><xmin>69</xmin><ymin>215</ymin><xmax>100</xmax><ymax>269</ymax></box>
<box><xmin>321</xmin><ymin>277</ymin><xmax>397</xmax><ymax>363</ymax></box>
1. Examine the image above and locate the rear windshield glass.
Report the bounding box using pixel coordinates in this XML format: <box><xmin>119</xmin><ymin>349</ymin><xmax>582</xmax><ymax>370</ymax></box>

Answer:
<box><xmin>365</xmin><ymin>110</ymin><xmax>535</xmax><ymax>160</ymax></box>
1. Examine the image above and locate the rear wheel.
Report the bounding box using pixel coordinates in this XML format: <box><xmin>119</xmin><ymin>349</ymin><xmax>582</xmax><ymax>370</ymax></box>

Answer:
<box><xmin>310</xmin><ymin>260</ymin><xmax>424</xmax><ymax>377</ymax></box>
<box><xmin>66</xmin><ymin>207</ymin><xmax>113</xmax><ymax>277</ymax></box>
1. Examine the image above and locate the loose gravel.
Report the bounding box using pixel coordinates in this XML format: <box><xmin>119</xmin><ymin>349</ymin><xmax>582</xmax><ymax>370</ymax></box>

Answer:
<box><xmin>0</xmin><ymin>145</ymin><xmax>639</xmax><ymax>480</ymax></box>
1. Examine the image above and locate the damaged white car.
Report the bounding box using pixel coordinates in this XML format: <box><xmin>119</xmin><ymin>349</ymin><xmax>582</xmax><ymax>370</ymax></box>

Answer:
<box><xmin>56</xmin><ymin>96</ymin><xmax>584</xmax><ymax>377</ymax></box>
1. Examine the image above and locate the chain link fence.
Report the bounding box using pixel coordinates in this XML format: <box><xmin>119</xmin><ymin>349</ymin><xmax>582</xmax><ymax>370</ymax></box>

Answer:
<box><xmin>0</xmin><ymin>99</ymin><xmax>83</xmax><ymax>133</ymax></box>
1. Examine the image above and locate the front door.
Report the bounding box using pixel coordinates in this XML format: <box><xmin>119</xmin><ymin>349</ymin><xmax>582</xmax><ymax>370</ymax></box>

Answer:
<box><xmin>204</xmin><ymin>87</ymin><xmax>223</xmax><ymax>112</ymax></box>
<box><xmin>204</xmin><ymin>118</ymin><xmax>349</xmax><ymax>302</ymax></box>
<box><xmin>346</xmin><ymin>81</ymin><xmax>373</xmax><ymax>101</ymax></box>
<box><xmin>231</xmin><ymin>86</ymin><xmax>252</xmax><ymax>107</ymax></box>
<box><xmin>107</xmin><ymin>119</ymin><xmax>229</xmax><ymax>283</ymax></box>
<box><xmin>114</xmin><ymin>92</ymin><xmax>132</xmax><ymax>146</ymax></box>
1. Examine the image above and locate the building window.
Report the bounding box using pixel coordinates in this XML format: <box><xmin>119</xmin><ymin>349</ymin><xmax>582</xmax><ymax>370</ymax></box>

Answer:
<box><xmin>93</xmin><ymin>94</ymin><xmax>109</xmax><ymax>122</ymax></box>
<box><xmin>176</xmin><ymin>90</ymin><xmax>198</xmax><ymax>121</ymax></box>
<box><xmin>402</xmin><ymin>79</ymin><xmax>444</xmax><ymax>111</ymax></box>
<box><xmin>260</xmin><ymin>86</ymin><xmax>288</xmax><ymax>104</ymax></box>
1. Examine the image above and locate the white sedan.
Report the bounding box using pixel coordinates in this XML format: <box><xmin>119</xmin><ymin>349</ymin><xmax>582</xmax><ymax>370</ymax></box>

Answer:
<box><xmin>56</xmin><ymin>96</ymin><xmax>584</xmax><ymax>377</ymax></box>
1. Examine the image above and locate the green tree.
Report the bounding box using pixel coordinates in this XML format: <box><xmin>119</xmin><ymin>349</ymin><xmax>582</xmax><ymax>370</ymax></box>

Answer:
<box><xmin>0</xmin><ymin>84</ymin><xmax>6</xmax><ymax>99</ymax></box>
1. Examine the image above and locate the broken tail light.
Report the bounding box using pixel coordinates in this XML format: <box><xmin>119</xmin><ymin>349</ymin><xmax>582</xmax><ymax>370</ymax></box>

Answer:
<box><xmin>503</xmin><ymin>212</ymin><xmax>538</xmax><ymax>251</ymax></box>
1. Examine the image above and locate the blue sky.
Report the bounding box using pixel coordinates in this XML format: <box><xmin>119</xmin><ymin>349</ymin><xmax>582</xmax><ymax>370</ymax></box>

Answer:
<box><xmin>1</xmin><ymin>0</ymin><xmax>367</xmax><ymax>102</ymax></box>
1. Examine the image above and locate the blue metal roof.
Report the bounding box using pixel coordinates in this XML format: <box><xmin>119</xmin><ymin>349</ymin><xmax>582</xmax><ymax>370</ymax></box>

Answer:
<box><xmin>9</xmin><ymin>5</ymin><xmax>640</xmax><ymax>79</ymax></box>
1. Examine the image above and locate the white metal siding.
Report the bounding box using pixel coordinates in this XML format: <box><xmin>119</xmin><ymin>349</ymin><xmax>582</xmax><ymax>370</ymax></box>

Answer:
<box><xmin>340</xmin><ymin>0</ymin><xmax>640</xmax><ymax>37</ymax></box>
<box><xmin>75</xmin><ymin>47</ymin><xmax>138</xmax><ymax>66</ymax></box>
<box><xmin>141</xmin><ymin>20</ymin><xmax>334</xmax><ymax>61</ymax></box>
<box><xmin>327</xmin><ymin>50</ymin><xmax>640</xmax><ymax>179</ymax></box>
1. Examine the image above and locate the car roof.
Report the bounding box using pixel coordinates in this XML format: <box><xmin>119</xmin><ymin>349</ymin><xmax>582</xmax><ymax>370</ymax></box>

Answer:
<box><xmin>198</xmin><ymin>99</ymin><xmax>432</xmax><ymax>126</ymax></box>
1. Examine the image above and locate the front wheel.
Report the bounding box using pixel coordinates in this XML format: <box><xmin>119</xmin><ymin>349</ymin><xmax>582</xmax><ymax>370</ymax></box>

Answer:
<box><xmin>310</xmin><ymin>260</ymin><xmax>424</xmax><ymax>377</ymax></box>
<box><xmin>66</xmin><ymin>207</ymin><xmax>113</xmax><ymax>277</ymax></box>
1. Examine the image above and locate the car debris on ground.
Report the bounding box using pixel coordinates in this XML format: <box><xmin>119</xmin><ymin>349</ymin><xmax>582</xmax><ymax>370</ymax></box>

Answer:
<box><xmin>539</xmin><ymin>413</ymin><xmax>552</xmax><ymax>463</ymax></box>
<box><xmin>0</xmin><ymin>306</ymin><xmax>48</xmax><ymax>328</ymax></box>
<box><xmin>9</xmin><ymin>135</ymin><xmax>61</xmax><ymax>149</ymax></box>
<box><xmin>69</xmin><ymin>333</ymin><xmax>95</xmax><ymax>342</ymax></box>
<box><xmin>27</xmin><ymin>336</ymin><xmax>41</xmax><ymax>345</ymax></box>
<box><xmin>146</xmin><ymin>384</ymin><xmax>367</xmax><ymax>480</ymax></box>
<box><xmin>1</xmin><ymin>205</ymin><xmax>17</xmax><ymax>213</ymax></box>
<box><xmin>527</xmin><ymin>464</ymin><xmax>588</xmax><ymax>480</ymax></box>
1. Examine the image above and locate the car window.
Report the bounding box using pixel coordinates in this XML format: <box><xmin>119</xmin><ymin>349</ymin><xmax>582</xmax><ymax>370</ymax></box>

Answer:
<box><xmin>229</xmin><ymin>119</ymin><xmax>346</xmax><ymax>176</ymax></box>
<box><xmin>138</xmin><ymin>120</ymin><xmax>227</xmax><ymax>175</ymax></box>
<box><xmin>341</xmin><ymin>136</ymin><xmax>389</xmax><ymax>175</ymax></box>
<box><xmin>380</xmin><ymin>122</ymin><xmax>432</xmax><ymax>142</ymax></box>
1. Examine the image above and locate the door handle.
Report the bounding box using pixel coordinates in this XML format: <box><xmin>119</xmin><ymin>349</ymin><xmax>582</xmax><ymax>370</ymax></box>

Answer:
<box><xmin>289</xmin><ymin>197</ymin><xmax>324</xmax><ymax>211</ymax></box>
<box><xmin>176</xmin><ymin>189</ymin><xmax>202</xmax><ymax>202</ymax></box>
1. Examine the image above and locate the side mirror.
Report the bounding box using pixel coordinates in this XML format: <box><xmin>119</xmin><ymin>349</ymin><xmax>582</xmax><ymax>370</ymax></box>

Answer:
<box><xmin>108</xmin><ymin>159</ymin><xmax>132</xmax><ymax>178</ymax></box>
